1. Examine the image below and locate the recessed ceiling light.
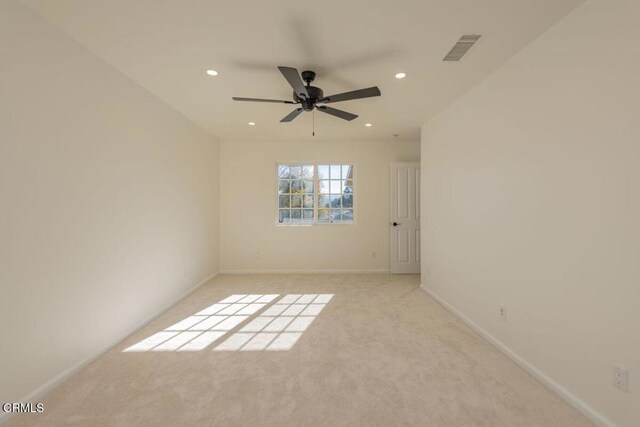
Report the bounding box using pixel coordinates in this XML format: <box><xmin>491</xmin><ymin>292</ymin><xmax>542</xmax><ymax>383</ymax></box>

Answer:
<box><xmin>248</xmin><ymin>122</ymin><xmax>256</xmax><ymax>126</ymax></box>
<box><xmin>395</xmin><ymin>72</ymin><xmax>407</xmax><ymax>79</ymax></box>
<box><xmin>206</xmin><ymin>69</ymin><xmax>218</xmax><ymax>76</ymax></box>
<box><xmin>365</xmin><ymin>123</ymin><xmax>373</xmax><ymax>127</ymax></box>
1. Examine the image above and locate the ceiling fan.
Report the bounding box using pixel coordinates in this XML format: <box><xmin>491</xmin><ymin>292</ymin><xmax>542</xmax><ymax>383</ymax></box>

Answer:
<box><xmin>232</xmin><ymin>66</ymin><xmax>381</xmax><ymax>123</ymax></box>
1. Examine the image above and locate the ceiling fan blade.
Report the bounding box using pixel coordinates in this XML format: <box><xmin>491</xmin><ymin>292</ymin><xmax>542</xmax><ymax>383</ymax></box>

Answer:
<box><xmin>278</xmin><ymin>66</ymin><xmax>309</xmax><ymax>99</ymax></box>
<box><xmin>320</xmin><ymin>86</ymin><xmax>381</xmax><ymax>103</ymax></box>
<box><xmin>280</xmin><ymin>108</ymin><xmax>304</xmax><ymax>123</ymax></box>
<box><xmin>232</xmin><ymin>97</ymin><xmax>296</xmax><ymax>104</ymax></box>
<box><xmin>317</xmin><ymin>106</ymin><xmax>358</xmax><ymax>121</ymax></box>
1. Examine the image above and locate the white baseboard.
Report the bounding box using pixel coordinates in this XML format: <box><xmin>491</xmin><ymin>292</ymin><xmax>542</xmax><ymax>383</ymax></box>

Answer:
<box><xmin>219</xmin><ymin>269</ymin><xmax>389</xmax><ymax>274</ymax></box>
<box><xmin>0</xmin><ymin>272</ymin><xmax>218</xmax><ymax>426</ymax></box>
<box><xmin>419</xmin><ymin>284</ymin><xmax>616</xmax><ymax>427</ymax></box>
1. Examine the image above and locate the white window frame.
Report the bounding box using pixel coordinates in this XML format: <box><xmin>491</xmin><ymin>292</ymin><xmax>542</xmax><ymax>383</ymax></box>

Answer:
<box><xmin>275</xmin><ymin>162</ymin><xmax>356</xmax><ymax>226</ymax></box>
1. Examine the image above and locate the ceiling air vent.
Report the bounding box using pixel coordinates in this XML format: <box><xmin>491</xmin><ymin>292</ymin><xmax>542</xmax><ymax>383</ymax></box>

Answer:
<box><xmin>443</xmin><ymin>35</ymin><xmax>481</xmax><ymax>61</ymax></box>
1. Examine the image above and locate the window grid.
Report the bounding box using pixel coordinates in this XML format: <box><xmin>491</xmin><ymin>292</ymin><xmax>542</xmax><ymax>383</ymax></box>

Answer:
<box><xmin>277</xmin><ymin>164</ymin><xmax>315</xmax><ymax>225</ymax></box>
<box><xmin>277</xmin><ymin>163</ymin><xmax>354</xmax><ymax>225</ymax></box>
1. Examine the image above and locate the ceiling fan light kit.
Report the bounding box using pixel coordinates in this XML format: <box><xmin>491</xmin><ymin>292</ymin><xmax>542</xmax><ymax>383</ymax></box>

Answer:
<box><xmin>232</xmin><ymin>66</ymin><xmax>381</xmax><ymax>125</ymax></box>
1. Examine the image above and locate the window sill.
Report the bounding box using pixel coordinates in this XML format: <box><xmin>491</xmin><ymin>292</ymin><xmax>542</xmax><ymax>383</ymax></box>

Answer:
<box><xmin>275</xmin><ymin>222</ymin><xmax>355</xmax><ymax>227</ymax></box>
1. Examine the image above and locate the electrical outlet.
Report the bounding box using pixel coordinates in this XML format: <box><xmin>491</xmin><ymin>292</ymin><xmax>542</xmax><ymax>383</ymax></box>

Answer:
<box><xmin>371</xmin><ymin>251</ymin><xmax>377</xmax><ymax>259</ymax></box>
<box><xmin>613</xmin><ymin>366</ymin><xmax>629</xmax><ymax>392</ymax></box>
<box><xmin>498</xmin><ymin>305</ymin><xmax>507</xmax><ymax>321</ymax></box>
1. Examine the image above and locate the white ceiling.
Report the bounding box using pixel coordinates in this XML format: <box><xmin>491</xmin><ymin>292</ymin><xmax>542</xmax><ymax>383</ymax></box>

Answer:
<box><xmin>23</xmin><ymin>0</ymin><xmax>583</xmax><ymax>142</ymax></box>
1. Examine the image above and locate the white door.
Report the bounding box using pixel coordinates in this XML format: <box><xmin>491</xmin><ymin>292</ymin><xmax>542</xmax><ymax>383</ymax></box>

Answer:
<box><xmin>390</xmin><ymin>162</ymin><xmax>421</xmax><ymax>274</ymax></box>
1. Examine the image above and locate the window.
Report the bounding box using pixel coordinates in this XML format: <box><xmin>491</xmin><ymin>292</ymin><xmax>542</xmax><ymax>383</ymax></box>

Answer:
<box><xmin>277</xmin><ymin>163</ymin><xmax>354</xmax><ymax>225</ymax></box>
<box><xmin>277</xmin><ymin>164</ymin><xmax>315</xmax><ymax>225</ymax></box>
<box><xmin>317</xmin><ymin>164</ymin><xmax>353</xmax><ymax>224</ymax></box>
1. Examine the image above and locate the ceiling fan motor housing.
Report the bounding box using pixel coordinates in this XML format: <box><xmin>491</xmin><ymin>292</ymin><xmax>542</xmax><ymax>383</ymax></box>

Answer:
<box><xmin>295</xmin><ymin>85</ymin><xmax>324</xmax><ymax>111</ymax></box>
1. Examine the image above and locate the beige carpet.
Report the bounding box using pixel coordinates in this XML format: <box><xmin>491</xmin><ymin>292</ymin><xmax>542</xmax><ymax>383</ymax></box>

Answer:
<box><xmin>6</xmin><ymin>274</ymin><xmax>594</xmax><ymax>427</ymax></box>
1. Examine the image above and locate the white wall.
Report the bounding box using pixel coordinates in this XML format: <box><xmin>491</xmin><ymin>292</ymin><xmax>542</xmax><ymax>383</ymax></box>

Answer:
<box><xmin>421</xmin><ymin>0</ymin><xmax>639</xmax><ymax>426</ymax></box>
<box><xmin>220</xmin><ymin>140</ymin><xmax>420</xmax><ymax>272</ymax></box>
<box><xmin>0</xmin><ymin>1</ymin><xmax>219</xmax><ymax>405</ymax></box>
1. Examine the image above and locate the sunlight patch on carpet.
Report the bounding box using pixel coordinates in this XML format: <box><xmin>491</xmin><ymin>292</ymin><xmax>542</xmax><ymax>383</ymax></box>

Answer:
<box><xmin>123</xmin><ymin>294</ymin><xmax>332</xmax><ymax>352</ymax></box>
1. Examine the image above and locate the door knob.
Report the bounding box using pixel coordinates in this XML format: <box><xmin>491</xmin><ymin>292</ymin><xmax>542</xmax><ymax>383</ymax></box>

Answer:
<box><xmin>392</xmin><ymin>222</ymin><xmax>399</xmax><ymax>227</ymax></box>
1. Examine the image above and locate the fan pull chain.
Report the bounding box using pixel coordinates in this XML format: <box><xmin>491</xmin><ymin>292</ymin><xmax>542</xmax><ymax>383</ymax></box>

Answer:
<box><xmin>312</xmin><ymin>110</ymin><xmax>315</xmax><ymax>137</ymax></box>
